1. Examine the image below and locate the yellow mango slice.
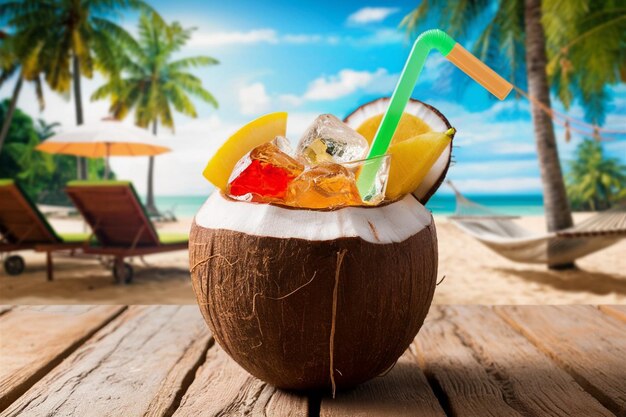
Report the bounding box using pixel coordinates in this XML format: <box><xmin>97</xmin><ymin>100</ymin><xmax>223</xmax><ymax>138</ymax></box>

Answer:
<box><xmin>203</xmin><ymin>112</ymin><xmax>288</xmax><ymax>190</ymax></box>
<box><xmin>356</xmin><ymin>112</ymin><xmax>432</xmax><ymax>145</ymax></box>
<box><xmin>385</xmin><ymin>131</ymin><xmax>452</xmax><ymax>200</ymax></box>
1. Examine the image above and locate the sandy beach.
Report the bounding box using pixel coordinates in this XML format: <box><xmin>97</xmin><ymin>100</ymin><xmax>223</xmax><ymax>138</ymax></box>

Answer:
<box><xmin>1</xmin><ymin>212</ymin><xmax>624</xmax><ymax>305</ymax></box>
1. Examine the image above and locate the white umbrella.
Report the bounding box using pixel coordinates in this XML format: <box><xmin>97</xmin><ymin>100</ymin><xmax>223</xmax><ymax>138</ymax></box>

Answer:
<box><xmin>36</xmin><ymin>120</ymin><xmax>170</xmax><ymax>178</ymax></box>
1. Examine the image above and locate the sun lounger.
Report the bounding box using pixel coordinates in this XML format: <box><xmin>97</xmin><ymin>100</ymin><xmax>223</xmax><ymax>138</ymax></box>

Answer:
<box><xmin>0</xmin><ymin>179</ymin><xmax>88</xmax><ymax>278</ymax></box>
<box><xmin>64</xmin><ymin>181</ymin><xmax>188</xmax><ymax>283</ymax></box>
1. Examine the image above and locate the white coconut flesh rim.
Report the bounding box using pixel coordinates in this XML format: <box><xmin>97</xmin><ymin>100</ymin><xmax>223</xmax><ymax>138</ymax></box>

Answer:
<box><xmin>195</xmin><ymin>192</ymin><xmax>432</xmax><ymax>244</ymax></box>
<box><xmin>344</xmin><ymin>98</ymin><xmax>452</xmax><ymax>201</ymax></box>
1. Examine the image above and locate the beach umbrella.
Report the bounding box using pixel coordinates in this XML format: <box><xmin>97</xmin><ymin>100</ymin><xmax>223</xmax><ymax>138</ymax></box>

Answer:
<box><xmin>36</xmin><ymin>120</ymin><xmax>170</xmax><ymax>179</ymax></box>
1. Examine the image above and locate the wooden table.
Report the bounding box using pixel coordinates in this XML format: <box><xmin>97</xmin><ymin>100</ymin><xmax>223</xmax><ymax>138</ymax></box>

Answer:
<box><xmin>0</xmin><ymin>305</ymin><xmax>624</xmax><ymax>417</ymax></box>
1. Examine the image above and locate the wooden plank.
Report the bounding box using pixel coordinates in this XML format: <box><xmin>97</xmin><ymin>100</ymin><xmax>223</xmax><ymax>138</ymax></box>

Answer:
<box><xmin>413</xmin><ymin>306</ymin><xmax>613</xmax><ymax>417</ymax></box>
<box><xmin>496</xmin><ymin>305</ymin><xmax>626</xmax><ymax>416</ymax></box>
<box><xmin>412</xmin><ymin>307</ymin><xmax>521</xmax><ymax>417</ymax></box>
<box><xmin>0</xmin><ymin>305</ymin><xmax>124</xmax><ymax>412</ymax></box>
<box><xmin>319</xmin><ymin>351</ymin><xmax>446</xmax><ymax>417</ymax></box>
<box><xmin>1</xmin><ymin>306</ymin><xmax>211</xmax><ymax>417</ymax></box>
<box><xmin>173</xmin><ymin>344</ymin><xmax>308</xmax><ymax>417</ymax></box>
<box><xmin>599</xmin><ymin>305</ymin><xmax>626</xmax><ymax>323</ymax></box>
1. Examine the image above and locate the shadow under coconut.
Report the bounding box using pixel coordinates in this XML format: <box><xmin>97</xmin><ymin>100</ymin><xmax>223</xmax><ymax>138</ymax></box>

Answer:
<box><xmin>316</xmin><ymin>352</ymin><xmax>440</xmax><ymax>414</ymax></box>
<box><xmin>494</xmin><ymin>267</ymin><xmax>626</xmax><ymax>296</ymax></box>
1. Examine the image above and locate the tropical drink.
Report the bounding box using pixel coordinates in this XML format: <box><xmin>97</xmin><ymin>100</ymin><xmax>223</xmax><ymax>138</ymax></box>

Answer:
<box><xmin>189</xmin><ymin>100</ymin><xmax>454</xmax><ymax>391</ymax></box>
<box><xmin>190</xmin><ymin>28</ymin><xmax>511</xmax><ymax>393</ymax></box>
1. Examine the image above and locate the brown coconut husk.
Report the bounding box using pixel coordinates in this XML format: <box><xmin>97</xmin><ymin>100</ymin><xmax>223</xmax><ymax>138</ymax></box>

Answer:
<box><xmin>189</xmin><ymin>205</ymin><xmax>438</xmax><ymax>392</ymax></box>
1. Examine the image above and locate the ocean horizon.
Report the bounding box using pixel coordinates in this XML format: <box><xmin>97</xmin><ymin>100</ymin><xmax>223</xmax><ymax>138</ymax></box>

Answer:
<box><xmin>152</xmin><ymin>192</ymin><xmax>546</xmax><ymax>218</ymax></box>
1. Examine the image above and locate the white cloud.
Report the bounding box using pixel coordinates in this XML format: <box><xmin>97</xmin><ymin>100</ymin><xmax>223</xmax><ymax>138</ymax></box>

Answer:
<box><xmin>354</xmin><ymin>28</ymin><xmax>404</xmax><ymax>46</ymax></box>
<box><xmin>188</xmin><ymin>29</ymin><xmax>340</xmax><ymax>47</ymax></box>
<box><xmin>490</xmin><ymin>142</ymin><xmax>537</xmax><ymax>155</ymax></box>
<box><xmin>282</xmin><ymin>34</ymin><xmax>323</xmax><ymax>44</ymax></box>
<box><xmin>347</xmin><ymin>7</ymin><xmax>400</xmax><ymax>25</ymax></box>
<box><xmin>447</xmin><ymin>177</ymin><xmax>543</xmax><ymax>193</ymax></box>
<box><xmin>186</xmin><ymin>27</ymin><xmax>403</xmax><ymax>48</ymax></box>
<box><xmin>278</xmin><ymin>94</ymin><xmax>304</xmax><ymax>107</ymax></box>
<box><xmin>238</xmin><ymin>82</ymin><xmax>271</xmax><ymax>115</ymax></box>
<box><xmin>189</xmin><ymin>29</ymin><xmax>278</xmax><ymax>47</ymax></box>
<box><xmin>303</xmin><ymin>68</ymin><xmax>397</xmax><ymax>101</ymax></box>
<box><xmin>240</xmin><ymin>69</ymin><xmax>398</xmax><ymax>115</ymax></box>
<box><xmin>451</xmin><ymin>160</ymin><xmax>539</xmax><ymax>177</ymax></box>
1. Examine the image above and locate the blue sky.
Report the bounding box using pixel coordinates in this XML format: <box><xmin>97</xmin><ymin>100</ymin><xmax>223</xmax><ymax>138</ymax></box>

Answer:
<box><xmin>2</xmin><ymin>1</ymin><xmax>625</xmax><ymax>197</ymax></box>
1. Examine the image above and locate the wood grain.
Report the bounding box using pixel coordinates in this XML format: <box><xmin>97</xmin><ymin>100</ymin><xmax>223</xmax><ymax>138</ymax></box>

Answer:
<box><xmin>414</xmin><ymin>306</ymin><xmax>613</xmax><ymax>417</ymax></box>
<box><xmin>319</xmin><ymin>351</ymin><xmax>446</xmax><ymax>417</ymax></box>
<box><xmin>1</xmin><ymin>305</ymin><xmax>622</xmax><ymax>416</ymax></box>
<box><xmin>496</xmin><ymin>305</ymin><xmax>626</xmax><ymax>416</ymax></box>
<box><xmin>0</xmin><ymin>306</ymin><xmax>211</xmax><ymax>417</ymax></box>
<box><xmin>599</xmin><ymin>305</ymin><xmax>626</xmax><ymax>323</ymax></box>
<box><xmin>174</xmin><ymin>343</ymin><xmax>308</xmax><ymax>416</ymax></box>
<box><xmin>412</xmin><ymin>307</ymin><xmax>521</xmax><ymax>417</ymax></box>
<box><xmin>0</xmin><ymin>305</ymin><xmax>124</xmax><ymax>412</ymax></box>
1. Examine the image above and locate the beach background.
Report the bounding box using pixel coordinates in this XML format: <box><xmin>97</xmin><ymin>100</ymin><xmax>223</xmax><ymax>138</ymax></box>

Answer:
<box><xmin>1</xmin><ymin>1</ymin><xmax>625</xmax><ymax>305</ymax></box>
<box><xmin>154</xmin><ymin>192</ymin><xmax>547</xmax><ymax>218</ymax></box>
<box><xmin>1</xmin><ymin>206</ymin><xmax>624</xmax><ymax>305</ymax></box>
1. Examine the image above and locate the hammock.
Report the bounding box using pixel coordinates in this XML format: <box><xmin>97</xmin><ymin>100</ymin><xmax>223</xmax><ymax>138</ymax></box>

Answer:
<box><xmin>446</xmin><ymin>181</ymin><xmax>626</xmax><ymax>265</ymax></box>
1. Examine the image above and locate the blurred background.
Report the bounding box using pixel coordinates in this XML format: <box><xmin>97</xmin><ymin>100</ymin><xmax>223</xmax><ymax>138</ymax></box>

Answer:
<box><xmin>1</xmin><ymin>0</ymin><xmax>625</xmax><ymax>304</ymax></box>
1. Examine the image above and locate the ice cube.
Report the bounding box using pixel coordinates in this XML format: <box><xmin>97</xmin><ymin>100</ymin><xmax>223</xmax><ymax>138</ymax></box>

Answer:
<box><xmin>228</xmin><ymin>142</ymin><xmax>304</xmax><ymax>203</ymax></box>
<box><xmin>285</xmin><ymin>163</ymin><xmax>363</xmax><ymax>209</ymax></box>
<box><xmin>348</xmin><ymin>154</ymin><xmax>390</xmax><ymax>205</ymax></box>
<box><xmin>272</xmin><ymin>135</ymin><xmax>294</xmax><ymax>155</ymax></box>
<box><xmin>296</xmin><ymin>114</ymin><xmax>369</xmax><ymax>165</ymax></box>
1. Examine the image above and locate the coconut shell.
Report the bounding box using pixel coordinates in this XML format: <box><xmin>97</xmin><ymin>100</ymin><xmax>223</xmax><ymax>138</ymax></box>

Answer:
<box><xmin>189</xmin><ymin>192</ymin><xmax>438</xmax><ymax>391</ymax></box>
<box><xmin>344</xmin><ymin>97</ymin><xmax>454</xmax><ymax>204</ymax></box>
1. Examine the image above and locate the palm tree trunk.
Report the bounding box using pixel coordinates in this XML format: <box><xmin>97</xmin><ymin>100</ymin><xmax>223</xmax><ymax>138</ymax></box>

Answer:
<box><xmin>0</xmin><ymin>75</ymin><xmax>23</xmax><ymax>155</ymax></box>
<box><xmin>524</xmin><ymin>0</ymin><xmax>575</xmax><ymax>269</ymax></box>
<box><xmin>145</xmin><ymin>120</ymin><xmax>158</xmax><ymax>216</ymax></box>
<box><xmin>72</xmin><ymin>55</ymin><xmax>88</xmax><ymax>180</ymax></box>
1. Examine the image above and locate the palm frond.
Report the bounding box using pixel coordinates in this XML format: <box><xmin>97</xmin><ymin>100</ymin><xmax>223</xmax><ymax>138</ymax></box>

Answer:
<box><xmin>164</xmin><ymin>83</ymin><xmax>197</xmax><ymax>117</ymax></box>
<box><xmin>43</xmin><ymin>33</ymin><xmax>72</xmax><ymax>92</ymax></box>
<box><xmin>175</xmin><ymin>80</ymin><xmax>218</xmax><ymax>108</ymax></box>
<box><xmin>92</xmin><ymin>12</ymin><xmax>219</xmax><ymax>131</ymax></box>
<box><xmin>167</xmin><ymin>56</ymin><xmax>219</xmax><ymax>71</ymax></box>
<box><xmin>0</xmin><ymin>1</ymin><xmax>56</xmax><ymax>26</ymax></box>
<box><xmin>92</xmin><ymin>17</ymin><xmax>142</xmax><ymax>56</ymax></box>
<box><xmin>544</xmin><ymin>1</ymin><xmax>625</xmax><ymax>121</ymax></box>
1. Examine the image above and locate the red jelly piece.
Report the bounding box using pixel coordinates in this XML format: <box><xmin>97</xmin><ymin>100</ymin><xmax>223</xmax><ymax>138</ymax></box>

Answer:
<box><xmin>228</xmin><ymin>159</ymin><xmax>296</xmax><ymax>201</ymax></box>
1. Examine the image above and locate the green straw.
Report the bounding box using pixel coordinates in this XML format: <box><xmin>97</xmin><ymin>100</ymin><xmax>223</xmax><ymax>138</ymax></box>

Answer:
<box><xmin>356</xmin><ymin>29</ymin><xmax>512</xmax><ymax>200</ymax></box>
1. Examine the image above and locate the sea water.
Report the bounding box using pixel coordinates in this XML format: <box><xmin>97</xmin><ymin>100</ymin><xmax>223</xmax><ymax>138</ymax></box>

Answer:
<box><xmin>153</xmin><ymin>192</ymin><xmax>545</xmax><ymax>218</ymax></box>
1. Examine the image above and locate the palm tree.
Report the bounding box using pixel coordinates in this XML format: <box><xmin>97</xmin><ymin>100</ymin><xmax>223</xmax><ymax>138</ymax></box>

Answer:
<box><xmin>35</xmin><ymin>119</ymin><xmax>61</xmax><ymax>141</ymax></box>
<box><xmin>566</xmin><ymin>139</ymin><xmax>626</xmax><ymax>211</ymax></box>
<box><xmin>91</xmin><ymin>13</ymin><xmax>218</xmax><ymax>215</ymax></box>
<box><xmin>7</xmin><ymin>120</ymin><xmax>57</xmax><ymax>194</ymax></box>
<box><xmin>0</xmin><ymin>31</ymin><xmax>45</xmax><ymax>155</ymax></box>
<box><xmin>0</xmin><ymin>0</ymin><xmax>160</xmax><ymax>179</ymax></box>
<box><xmin>402</xmin><ymin>0</ymin><xmax>625</xmax><ymax>268</ymax></box>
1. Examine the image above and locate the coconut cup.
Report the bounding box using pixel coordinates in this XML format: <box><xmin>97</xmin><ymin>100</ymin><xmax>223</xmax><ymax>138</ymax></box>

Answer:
<box><xmin>190</xmin><ymin>97</ymin><xmax>453</xmax><ymax>392</ymax></box>
<box><xmin>189</xmin><ymin>193</ymin><xmax>438</xmax><ymax>391</ymax></box>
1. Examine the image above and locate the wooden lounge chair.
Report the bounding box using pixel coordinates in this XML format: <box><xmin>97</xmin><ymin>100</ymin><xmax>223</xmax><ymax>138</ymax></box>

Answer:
<box><xmin>64</xmin><ymin>181</ymin><xmax>188</xmax><ymax>283</ymax></box>
<box><xmin>0</xmin><ymin>179</ymin><xmax>88</xmax><ymax>278</ymax></box>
